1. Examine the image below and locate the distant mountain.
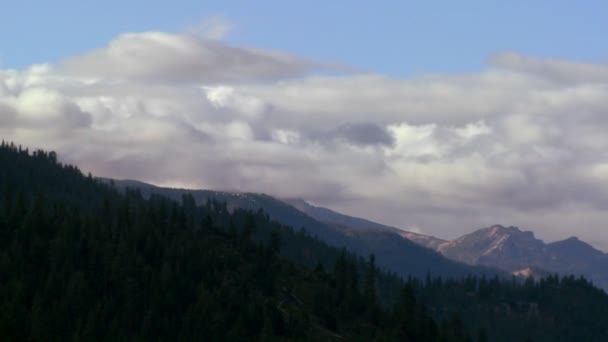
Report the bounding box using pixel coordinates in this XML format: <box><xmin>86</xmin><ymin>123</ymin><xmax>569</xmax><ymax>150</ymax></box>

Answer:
<box><xmin>106</xmin><ymin>179</ymin><xmax>349</xmax><ymax>248</ymax></box>
<box><xmin>427</xmin><ymin>224</ymin><xmax>608</xmax><ymax>290</ymax></box>
<box><xmin>282</xmin><ymin>199</ymin><xmax>608</xmax><ymax>291</ymax></box>
<box><xmin>283</xmin><ymin>198</ymin><xmax>400</xmax><ymax>232</ymax></box>
<box><xmin>393</xmin><ymin>231</ymin><xmax>448</xmax><ymax>251</ymax></box>
<box><xmin>438</xmin><ymin>225</ymin><xmax>547</xmax><ymax>268</ymax></box>
<box><xmin>283</xmin><ymin>198</ymin><xmax>448</xmax><ymax>249</ymax></box>
<box><xmin>108</xmin><ymin>181</ymin><xmax>498</xmax><ymax>280</ymax></box>
<box><xmin>327</xmin><ymin>222</ymin><xmax>493</xmax><ymax>280</ymax></box>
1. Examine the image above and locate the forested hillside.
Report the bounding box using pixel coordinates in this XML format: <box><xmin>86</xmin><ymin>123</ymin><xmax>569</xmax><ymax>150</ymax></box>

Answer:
<box><xmin>2</xmin><ymin>141</ymin><xmax>608</xmax><ymax>341</ymax></box>
<box><xmin>0</xmin><ymin>142</ymin><xmax>472</xmax><ymax>341</ymax></box>
<box><xmin>108</xmin><ymin>179</ymin><xmax>497</xmax><ymax>281</ymax></box>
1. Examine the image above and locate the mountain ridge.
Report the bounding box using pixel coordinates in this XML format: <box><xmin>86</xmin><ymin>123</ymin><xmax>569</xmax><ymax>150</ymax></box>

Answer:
<box><xmin>278</xmin><ymin>199</ymin><xmax>608</xmax><ymax>291</ymax></box>
<box><xmin>106</xmin><ymin>179</ymin><xmax>501</xmax><ymax>280</ymax></box>
<box><xmin>283</xmin><ymin>197</ymin><xmax>448</xmax><ymax>249</ymax></box>
<box><xmin>419</xmin><ymin>224</ymin><xmax>608</xmax><ymax>290</ymax></box>
<box><xmin>106</xmin><ymin>182</ymin><xmax>608</xmax><ymax>290</ymax></box>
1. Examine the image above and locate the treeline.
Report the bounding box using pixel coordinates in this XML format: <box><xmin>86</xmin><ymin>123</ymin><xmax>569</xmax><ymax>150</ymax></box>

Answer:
<box><xmin>2</xmin><ymin>141</ymin><xmax>608</xmax><ymax>341</ymax></box>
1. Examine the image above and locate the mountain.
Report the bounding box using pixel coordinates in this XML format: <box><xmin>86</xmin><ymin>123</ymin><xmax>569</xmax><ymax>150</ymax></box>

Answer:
<box><xmin>283</xmin><ymin>198</ymin><xmax>401</xmax><ymax>232</ymax></box>
<box><xmin>107</xmin><ymin>179</ymin><xmax>348</xmax><ymax>248</ymax></box>
<box><xmin>281</xmin><ymin>199</ymin><xmax>608</xmax><ymax>291</ymax></box>
<box><xmin>328</xmin><ymin>222</ymin><xmax>492</xmax><ymax>280</ymax></box>
<box><xmin>283</xmin><ymin>198</ymin><xmax>448</xmax><ymax>249</ymax></box>
<box><xmin>108</xmin><ymin>181</ymin><xmax>498</xmax><ymax>280</ymax></box>
<box><xmin>430</xmin><ymin>225</ymin><xmax>608</xmax><ymax>290</ymax></box>
<box><xmin>281</xmin><ymin>198</ymin><xmax>490</xmax><ymax>277</ymax></box>
<box><xmin>399</xmin><ymin>231</ymin><xmax>448</xmax><ymax>250</ymax></box>
<box><xmin>438</xmin><ymin>225</ymin><xmax>547</xmax><ymax>268</ymax></box>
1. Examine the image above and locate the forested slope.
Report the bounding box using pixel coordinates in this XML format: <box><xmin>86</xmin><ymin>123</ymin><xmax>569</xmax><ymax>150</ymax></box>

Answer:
<box><xmin>0</xmin><ymin>142</ymin><xmax>469</xmax><ymax>341</ymax></box>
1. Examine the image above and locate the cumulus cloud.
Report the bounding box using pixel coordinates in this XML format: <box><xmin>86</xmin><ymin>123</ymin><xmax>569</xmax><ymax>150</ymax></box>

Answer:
<box><xmin>58</xmin><ymin>29</ymin><xmax>338</xmax><ymax>84</ymax></box>
<box><xmin>14</xmin><ymin>87</ymin><xmax>92</xmax><ymax>128</ymax></box>
<box><xmin>2</xmin><ymin>26</ymin><xmax>608</xmax><ymax>250</ymax></box>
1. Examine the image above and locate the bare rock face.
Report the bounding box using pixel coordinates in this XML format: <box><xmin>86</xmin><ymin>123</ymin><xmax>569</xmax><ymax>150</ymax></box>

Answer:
<box><xmin>437</xmin><ymin>225</ymin><xmax>547</xmax><ymax>269</ymax></box>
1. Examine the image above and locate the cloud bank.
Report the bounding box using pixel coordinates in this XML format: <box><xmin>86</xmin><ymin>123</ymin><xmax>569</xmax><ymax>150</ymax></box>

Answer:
<box><xmin>2</xmin><ymin>28</ymin><xmax>608</xmax><ymax>250</ymax></box>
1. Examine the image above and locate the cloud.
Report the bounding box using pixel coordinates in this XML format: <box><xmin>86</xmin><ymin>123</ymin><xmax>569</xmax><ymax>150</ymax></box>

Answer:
<box><xmin>489</xmin><ymin>52</ymin><xmax>608</xmax><ymax>83</ymax></box>
<box><xmin>14</xmin><ymin>87</ymin><xmax>92</xmax><ymax>129</ymax></box>
<box><xmin>3</xmin><ymin>29</ymin><xmax>608</xmax><ymax>250</ymax></box>
<box><xmin>0</xmin><ymin>102</ymin><xmax>17</xmax><ymax>129</ymax></box>
<box><xmin>58</xmin><ymin>30</ymin><xmax>338</xmax><ymax>84</ymax></box>
<box><xmin>330</xmin><ymin>122</ymin><xmax>394</xmax><ymax>147</ymax></box>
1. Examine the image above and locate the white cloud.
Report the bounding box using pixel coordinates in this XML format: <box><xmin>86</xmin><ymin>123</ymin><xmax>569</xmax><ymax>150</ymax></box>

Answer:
<box><xmin>490</xmin><ymin>52</ymin><xmax>608</xmax><ymax>83</ymax></box>
<box><xmin>203</xmin><ymin>85</ymin><xmax>268</xmax><ymax>119</ymax></box>
<box><xmin>272</xmin><ymin>129</ymin><xmax>301</xmax><ymax>145</ymax></box>
<box><xmin>453</xmin><ymin>120</ymin><xmax>492</xmax><ymax>140</ymax></box>
<box><xmin>386</xmin><ymin>123</ymin><xmax>442</xmax><ymax>159</ymax></box>
<box><xmin>58</xmin><ymin>30</ymin><xmax>338</xmax><ymax>84</ymax></box>
<box><xmin>3</xmin><ymin>28</ymin><xmax>608</xmax><ymax>250</ymax></box>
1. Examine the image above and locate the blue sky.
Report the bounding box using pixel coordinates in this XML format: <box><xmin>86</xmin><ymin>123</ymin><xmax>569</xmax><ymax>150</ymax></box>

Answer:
<box><xmin>2</xmin><ymin>1</ymin><xmax>606</xmax><ymax>75</ymax></box>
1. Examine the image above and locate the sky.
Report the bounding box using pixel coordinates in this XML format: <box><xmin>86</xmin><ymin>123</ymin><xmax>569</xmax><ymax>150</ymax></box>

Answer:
<box><xmin>2</xmin><ymin>1</ymin><xmax>607</xmax><ymax>74</ymax></box>
<box><xmin>1</xmin><ymin>1</ymin><xmax>608</xmax><ymax>249</ymax></box>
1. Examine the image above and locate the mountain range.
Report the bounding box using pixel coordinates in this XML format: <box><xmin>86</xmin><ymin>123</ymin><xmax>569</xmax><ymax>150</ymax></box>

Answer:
<box><xmin>107</xmin><ymin>179</ymin><xmax>498</xmax><ymax>281</ymax></box>
<box><xmin>108</xmin><ymin>179</ymin><xmax>608</xmax><ymax>291</ymax></box>
<box><xmin>284</xmin><ymin>198</ymin><xmax>608</xmax><ymax>290</ymax></box>
<box><xmin>432</xmin><ymin>225</ymin><xmax>608</xmax><ymax>289</ymax></box>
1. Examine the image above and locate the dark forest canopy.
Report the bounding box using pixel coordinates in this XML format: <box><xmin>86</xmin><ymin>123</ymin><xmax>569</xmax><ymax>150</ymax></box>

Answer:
<box><xmin>1</xmin><ymin>141</ymin><xmax>608</xmax><ymax>341</ymax></box>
